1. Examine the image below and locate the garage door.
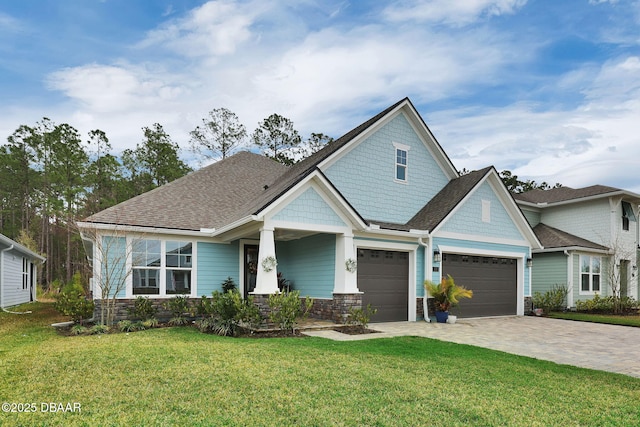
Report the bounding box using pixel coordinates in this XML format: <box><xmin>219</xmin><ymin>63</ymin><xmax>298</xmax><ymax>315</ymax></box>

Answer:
<box><xmin>441</xmin><ymin>253</ymin><xmax>517</xmax><ymax>318</ymax></box>
<box><xmin>357</xmin><ymin>249</ymin><xmax>409</xmax><ymax>322</ymax></box>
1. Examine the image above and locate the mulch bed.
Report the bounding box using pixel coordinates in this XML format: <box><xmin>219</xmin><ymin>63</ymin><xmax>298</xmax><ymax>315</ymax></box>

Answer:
<box><xmin>333</xmin><ymin>325</ymin><xmax>380</xmax><ymax>335</ymax></box>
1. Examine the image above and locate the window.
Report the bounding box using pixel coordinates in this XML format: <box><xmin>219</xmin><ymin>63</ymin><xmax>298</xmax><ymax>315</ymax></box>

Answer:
<box><xmin>393</xmin><ymin>142</ymin><xmax>410</xmax><ymax>182</ymax></box>
<box><xmin>166</xmin><ymin>241</ymin><xmax>192</xmax><ymax>295</ymax></box>
<box><xmin>580</xmin><ymin>255</ymin><xmax>601</xmax><ymax>293</ymax></box>
<box><xmin>132</xmin><ymin>239</ymin><xmax>193</xmax><ymax>296</ymax></box>
<box><xmin>22</xmin><ymin>259</ymin><xmax>29</xmax><ymax>290</ymax></box>
<box><xmin>622</xmin><ymin>201</ymin><xmax>636</xmax><ymax>231</ymax></box>
<box><xmin>132</xmin><ymin>239</ymin><xmax>161</xmax><ymax>295</ymax></box>
<box><xmin>132</xmin><ymin>240</ymin><xmax>193</xmax><ymax>295</ymax></box>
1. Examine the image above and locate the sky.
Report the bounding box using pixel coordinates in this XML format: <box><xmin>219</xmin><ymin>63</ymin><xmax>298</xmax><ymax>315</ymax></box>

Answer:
<box><xmin>1</xmin><ymin>0</ymin><xmax>639</xmax><ymax>192</ymax></box>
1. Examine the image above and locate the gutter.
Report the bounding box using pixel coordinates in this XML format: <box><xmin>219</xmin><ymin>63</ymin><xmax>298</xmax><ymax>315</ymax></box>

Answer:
<box><xmin>1</xmin><ymin>245</ymin><xmax>32</xmax><ymax>314</ymax></box>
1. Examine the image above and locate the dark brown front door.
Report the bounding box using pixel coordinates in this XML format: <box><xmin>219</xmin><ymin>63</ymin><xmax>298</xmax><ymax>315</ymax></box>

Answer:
<box><xmin>243</xmin><ymin>245</ymin><xmax>258</xmax><ymax>299</ymax></box>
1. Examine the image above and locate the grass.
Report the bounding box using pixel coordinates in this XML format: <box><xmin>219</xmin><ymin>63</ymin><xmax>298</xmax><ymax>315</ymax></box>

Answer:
<box><xmin>548</xmin><ymin>311</ymin><xmax>640</xmax><ymax>327</ymax></box>
<box><xmin>1</xmin><ymin>304</ymin><xmax>639</xmax><ymax>426</ymax></box>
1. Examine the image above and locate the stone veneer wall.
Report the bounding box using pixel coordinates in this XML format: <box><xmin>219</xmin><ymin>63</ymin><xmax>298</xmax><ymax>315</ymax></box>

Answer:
<box><xmin>524</xmin><ymin>296</ymin><xmax>533</xmax><ymax>314</ymax></box>
<box><xmin>94</xmin><ymin>293</ymin><xmax>364</xmax><ymax>326</ymax></box>
<box><xmin>93</xmin><ymin>298</ymin><xmax>200</xmax><ymax>323</ymax></box>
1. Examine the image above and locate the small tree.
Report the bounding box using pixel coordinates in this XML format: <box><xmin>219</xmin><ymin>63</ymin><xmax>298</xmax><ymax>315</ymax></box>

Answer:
<box><xmin>189</xmin><ymin>107</ymin><xmax>247</xmax><ymax>163</ymax></box>
<box><xmin>78</xmin><ymin>224</ymin><xmax>142</xmax><ymax>326</ymax></box>
<box><xmin>252</xmin><ymin>113</ymin><xmax>301</xmax><ymax>165</ymax></box>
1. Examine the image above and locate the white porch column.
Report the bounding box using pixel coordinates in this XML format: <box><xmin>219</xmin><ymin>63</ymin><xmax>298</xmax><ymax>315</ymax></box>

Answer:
<box><xmin>252</xmin><ymin>226</ymin><xmax>280</xmax><ymax>294</ymax></box>
<box><xmin>334</xmin><ymin>233</ymin><xmax>359</xmax><ymax>293</ymax></box>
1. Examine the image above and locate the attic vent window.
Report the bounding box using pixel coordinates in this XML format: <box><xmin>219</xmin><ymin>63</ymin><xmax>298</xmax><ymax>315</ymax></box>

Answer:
<box><xmin>393</xmin><ymin>142</ymin><xmax>410</xmax><ymax>182</ymax></box>
<box><xmin>622</xmin><ymin>201</ymin><xmax>636</xmax><ymax>231</ymax></box>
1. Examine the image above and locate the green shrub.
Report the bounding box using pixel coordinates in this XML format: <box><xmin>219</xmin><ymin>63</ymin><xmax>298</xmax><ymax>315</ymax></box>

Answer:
<box><xmin>53</xmin><ymin>272</ymin><xmax>95</xmax><ymax>324</ymax></box>
<box><xmin>128</xmin><ymin>296</ymin><xmax>157</xmax><ymax>321</ymax></box>
<box><xmin>141</xmin><ymin>318</ymin><xmax>159</xmax><ymax>329</ymax></box>
<box><xmin>117</xmin><ymin>320</ymin><xmax>145</xmax><ymax>332</ymax></box>
<box><xmin>532</xmin><ymin>284</ymin><xmax>568</xmax><ymax>314</ymax></box>
<box><xmin>346</xmin><ymin>304</ymin><xmax>378</xmax><ymax>329</ymax></box>
<box><xmin>221</xmin><ymin>277</ymin><xmax>237</xmax><ymax>293</ymax></box>
<box><xmin>70</xmin><ymin>324</ymin><xmax>88</xmax><ymax>335</ymax></box>
<box><xmin>195</xmin><ymin>290</ymin><xmax>262</xmax><ymax>336</ymax></box>
<box><xmin>163</xmin><ymin>296</ymin><xmax>190</xmax><ymax>325</ymax></box>
<box><xmin>89</xmin><ymin>324</ymin><xmax>110</xmax><ymax>335</ymax></box>
<box><xmin>576</xmin><ymin>294</ymin><xmax>638</xmax><ymax>314</ymax></box>
<box><xmin>268</xmin><ymin>290</ymin><xmax>313</xmax><ymax>333</ymax></box>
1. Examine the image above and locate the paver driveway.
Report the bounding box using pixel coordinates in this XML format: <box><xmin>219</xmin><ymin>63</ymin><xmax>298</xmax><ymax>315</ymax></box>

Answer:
<box><xmin>303</xmin><ymin>316</ymin><xmax>640</xmax><ymax>378</ymax></box>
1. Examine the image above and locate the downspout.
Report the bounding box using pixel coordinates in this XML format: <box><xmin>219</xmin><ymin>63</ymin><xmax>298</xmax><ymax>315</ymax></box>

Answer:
<box><xmin>418</xmin><ymin>234</ymin><xmax>431</xmax><ymax>322</ymax></box>
<box><xmin>1</xmin><ymin>245</ymin><xmax>32</xmax><ymax>314</ymax></box>
<box><xmin>564</xmin><ymin>250</ymin><xmax>572</xmax><ymax>309</ymax></box>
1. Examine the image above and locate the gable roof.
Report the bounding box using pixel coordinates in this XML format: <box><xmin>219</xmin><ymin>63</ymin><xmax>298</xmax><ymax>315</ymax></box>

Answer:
<box><xmin>406</xmin><ymin>167</ymin><xmax>493</xmax><ymax>231</ymax></box>
<box><xmin>532</xmin><ymin>223</ymin><xmax>608</xmax><ymax>252</ymax></box>
<box><xmin>83</xmin><ymin>151</ymin><xmax>287</xmax><ymax>231</ymax></box>
<box><xmin>514</xmin><ymin>185</ymin><xmax>640</xmax><ymax>206</ymax></box>
<box><xmin>0</xmin><ymin>233</ymin><xmax>46</xmax><ymax>262</ymax></box>
<box><xmin>83</xmin><ymin>97</ymin><xmax>462</xmax><ymax>233</ymax></box>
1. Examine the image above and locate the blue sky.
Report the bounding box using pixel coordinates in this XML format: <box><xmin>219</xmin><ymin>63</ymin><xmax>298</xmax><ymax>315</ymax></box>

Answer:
<box><xmin>1</xmin><ymin>0</ymin><xmax>639</xmax><ymax>191</ymax></box>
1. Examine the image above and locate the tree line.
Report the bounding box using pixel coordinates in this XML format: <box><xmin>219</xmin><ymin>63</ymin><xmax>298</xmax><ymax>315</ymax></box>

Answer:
<box><xmin>0</xmin><ymin>108</ymin><xmax>332</xmax><ymax>290</ymax></box>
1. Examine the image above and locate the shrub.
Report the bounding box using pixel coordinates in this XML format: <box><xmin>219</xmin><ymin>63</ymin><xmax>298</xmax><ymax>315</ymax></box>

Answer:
<box><xmin>118</xmin><ymin>320</ymin><xmax>145</xmax><ymax>332</ymax></box>
<box><xmin>89</xmin><ymin>324</ymin><xmax>110</xmax><ymax>335</ymax></box>
<box><xmin>576</xmin><ymin>294</ymin><xmax>638</xmax><ymax>314</ymax></box>
<box><xmin>128</xmin><ymin>296</ymin><xmax>157</xmax><ymax>321</ymax></box>
<box><xmin>70</xmin><ymin>324</ymin><xmax>88</xmax><ymax>335</ymax></box>
<box><xmin>163</xmin><ymin>296</ymin><xmax>190</xmax><ymax>325</ymax></box>
<box><xmin>268</xmin><ymin>290</ymin><xmax>313</xmax><ymax>333</ymax></box>
<box><xmin>141</xmin><ymin>318</ymin><xmax>159</xmax><ymax>329</ymax></box>
<box><xmin>346</xmin><ymin>304</ymin><xmax>378</xmax><ymax>329</ymax></box>
<box><xmin>221</xmin><ymin>277</ymin><xmax>237</xmax><ymax>293</ymax></box>
<box><xmin>532</xmin><ymin>284</ymin><xmax>568</xmax><ymax>314</ymax></box>
<box><xmin>53</xmin><ymin>272</ymin><xmax>95</xmax><ymax>324</ymax></box>
<box><xmin>195</xmin><ymin>290</ymin><xmax>262</xmax><ymax>336</ymax></box>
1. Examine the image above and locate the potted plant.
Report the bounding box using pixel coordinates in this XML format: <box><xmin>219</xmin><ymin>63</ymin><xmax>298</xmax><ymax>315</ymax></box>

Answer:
<box><xmin>424</xmin><ymin>275</ymin><xmax>473</xmax><ymax>323</ymax></box>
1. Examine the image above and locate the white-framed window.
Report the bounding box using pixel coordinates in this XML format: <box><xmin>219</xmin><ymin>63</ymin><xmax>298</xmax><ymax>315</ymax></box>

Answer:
<box><xmin>393</xmin><ymin>142</ymin><xmax>410</xmax><ymax>182</ymax></box>
<box><xmin>580</xmin><ymin>255</ymin><xmax>601</xmax><ymax>294</ymax></box>
<box><xmin>22</xmin><ymin>258</ymin><xmax>29</xmax><ymax>290</ymax></box>
<box><xmin>131</xmin><ymin>239</ymin><xmax>193</xmax><ymax>296</ymax></box>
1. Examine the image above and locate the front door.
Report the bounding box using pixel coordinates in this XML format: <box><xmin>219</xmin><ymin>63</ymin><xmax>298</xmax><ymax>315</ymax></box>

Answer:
<box><xmin>243</xmin><ymin>245</ymin><xmax>259</xmax><ymax>299</ymax></box>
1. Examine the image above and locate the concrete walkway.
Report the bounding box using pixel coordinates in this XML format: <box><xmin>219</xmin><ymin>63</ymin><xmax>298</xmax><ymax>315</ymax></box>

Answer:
<box><xmin>303</xmin><ymin>316</ymin><xmax>640</xmax><ymax>378</ymax></box>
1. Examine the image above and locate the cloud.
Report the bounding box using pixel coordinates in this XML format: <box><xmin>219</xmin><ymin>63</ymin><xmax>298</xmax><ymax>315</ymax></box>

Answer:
<box><xmin>382</xmin><ymin>0</ymin><xmax>528</xmax><ymax>26</ymax></box>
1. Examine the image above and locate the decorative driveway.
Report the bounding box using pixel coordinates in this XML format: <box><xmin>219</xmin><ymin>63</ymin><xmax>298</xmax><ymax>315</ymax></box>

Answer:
<box><xmin>303</xmin><ymin>316</ymin><xmax>640</xmax><ymax>378</ymax></box>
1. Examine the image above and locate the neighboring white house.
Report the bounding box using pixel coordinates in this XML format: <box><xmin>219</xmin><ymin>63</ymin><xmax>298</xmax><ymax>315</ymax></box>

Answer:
<box><xmin>0</xmin><ymin>233</ymin><xmax>45</xmax><ymax>308</ymax></box>
<box><xmin>514</xmin><ymin>186</ymin><xmax>640</xmax><ymax>307</ymax></box>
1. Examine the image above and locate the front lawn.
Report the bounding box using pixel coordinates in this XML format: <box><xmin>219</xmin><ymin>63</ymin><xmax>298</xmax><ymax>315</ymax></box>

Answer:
<box><xmin>548</xmin><ymin>311</ymin><xmax>640</xmax><ymax>327</ymax></box>
<box><xmin>1</xmin><ymin>303</ymin><xmax>639</xmax><ymax>426</ymax></box>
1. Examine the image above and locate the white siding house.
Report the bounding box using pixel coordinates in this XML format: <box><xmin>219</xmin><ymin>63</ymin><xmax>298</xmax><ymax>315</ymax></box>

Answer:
<box><xmin>0</xmin><ymin>233</ymin><xmax>45</xmax><ymax>308</ymax></box>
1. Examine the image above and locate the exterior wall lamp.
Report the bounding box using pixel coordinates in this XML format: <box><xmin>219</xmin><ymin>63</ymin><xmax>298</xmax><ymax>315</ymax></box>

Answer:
<box><xmin>433</xmin><ymin>249</ymin><xmax>441</xmax><ymax>263</ymax></box>
<box><xmin>526</xmin><ymin>257</ymin><xmax>533</xmax><ymax>268</ymax></box>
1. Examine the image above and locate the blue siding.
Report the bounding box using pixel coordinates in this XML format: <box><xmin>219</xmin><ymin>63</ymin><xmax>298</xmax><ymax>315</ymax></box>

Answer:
<box><xmin>272</xmin><ymin>187</ymin><xmax>346</xmax><ymax>227</ymax></box>
<box><xmin>102</xmin><ymin>236</ymin><xmax>127</xmax><ymax>298</ymax></box>
<box><xmin>276</xmin><ymin>234</ymin><xmax>335</xmax><ymax>298</ymax></box>
<box><xmin>433</xmin><ymin>237</ymin><xmax>530</xmax><ymax>295</ymax></box>
<box><xmin>416</xmin><ymin>245</ymin><xmax>425</xmax><ymax>297</ymax></box>
<box><xmin>440</xmin><ymin>181</ymin><xmax>524</xmax><ymax>241</ymax></box>
<box><xmin>323</xmin><ymin>113</ymin><xmax>450</xmax><ymax>224</ymax></box>
<box><xmin>197</xmin><ymin>241</ymin><xmax>239</xmax><ymax>296</ymax></box>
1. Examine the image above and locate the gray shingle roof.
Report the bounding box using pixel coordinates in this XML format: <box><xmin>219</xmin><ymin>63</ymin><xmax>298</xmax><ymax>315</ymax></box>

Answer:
<box><xmin>83</xmin><ymin>151</ymin><xmax>287</xmax><ymax>231</ymax></box>
<box><xmin>533</xmin><ymin>223</ymin><xmax>608</xmax><ymax>251</ymax></box>
<box><xmin>514</xmin><ymin>185</ymin><xmax>622</xmax><ymax>204</ymax></box>
<box><xmin>406</xmin><ymin>167</ymin><xmax>493</xmax><ymax>231</ymax></box>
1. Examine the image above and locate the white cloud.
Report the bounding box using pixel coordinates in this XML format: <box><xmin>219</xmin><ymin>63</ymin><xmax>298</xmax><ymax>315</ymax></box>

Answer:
<box><xmin>383</xmin><ymin>0</ymin><xmax>528</xmax><ymax>26</ymax></box>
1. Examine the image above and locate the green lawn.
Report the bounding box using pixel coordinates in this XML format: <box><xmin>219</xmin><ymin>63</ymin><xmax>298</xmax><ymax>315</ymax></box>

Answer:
<box><xmin>1</xmin><ymin>303</ymin><xmax>639</xmax><ymax>426</ymax></box>
<box><xmin>548</xmin><ymin>311</ymin><xmax>640</xmax><ymax>327</ymax></box>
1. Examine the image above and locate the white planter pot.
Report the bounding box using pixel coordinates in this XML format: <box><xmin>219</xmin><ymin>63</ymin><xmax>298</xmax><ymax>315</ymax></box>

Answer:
<box><xmin>446</xmin><ymin>315</ymin><xmax>457</xmax><ymax>324</ymax></box>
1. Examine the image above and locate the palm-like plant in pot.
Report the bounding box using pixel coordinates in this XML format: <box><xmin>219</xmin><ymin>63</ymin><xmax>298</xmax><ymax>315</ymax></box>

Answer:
<box><xmin>424</xmin><ymin>275</ymin><xmax>473</xmax><ymax>323</ymax></box>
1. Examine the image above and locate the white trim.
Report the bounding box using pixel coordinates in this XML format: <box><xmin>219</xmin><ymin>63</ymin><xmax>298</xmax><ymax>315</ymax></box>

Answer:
<box><xmin>392</xmin><ymin>141</ymin><xmax>411</xmax><ymax>151</ymax></box>
<box><xmin>435</xmin><ymin>231</ymin><xmax>530</xmax><ymax>247</ymax></box>
<box><xmin>481</xmin><ymin>199</ymin><xmax>491</xmax><ymax>223</ymax></box>
<box><xmin>355</xmin><ymin>239</ymin><xmax>419</xmax><ymax>321</ymax></box>
<box><xmin>438</xmin><ymin>245</ymin><xmax>526</xmax><ymax>316</ymax></box>
<box><xmin>578</xmin><ymin>253</ymin><xmax>603</xmax><ymax>296</ymax></box>
<box><xmin>77</xmin><ymin>221</ymin><xmax>222</xmax><ymax>240</ymax></box>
